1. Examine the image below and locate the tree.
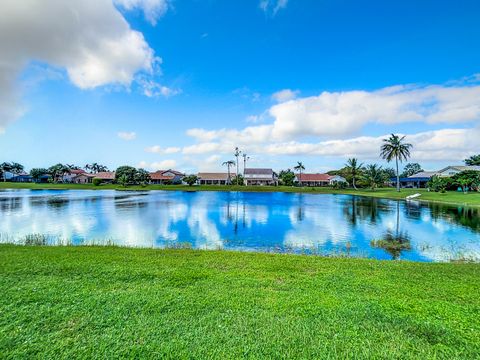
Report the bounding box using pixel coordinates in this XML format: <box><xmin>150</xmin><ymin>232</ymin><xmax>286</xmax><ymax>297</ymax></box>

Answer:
<box><xmin>361</xmin><ymin>164</ymin><xmax>386</xmax><ymax>191</ymax></box>
<box><xmin>380</xmin><ymin>134</ymin><xmax>412</xmax><ymax>192</ymax></box>
<box><xmin>134</xmin><ymin>168</ymin><xmax>151</xmax><ymax>186</ymax></box>
<box><xmin>85</xmin><ymin>163</ymin><xmax>108</xmax><ymax>174</ymax></box>
<box><xmin>279</xmin><ymin>169</ymin><xmax>295</xmax><ymax>186</ymax></box>
<box><xmin>48</xmin><ymin>163</ymin><xmax>71</xmax><ymax>183</ymax></box>
<box><xmin>30</xmin><ymin>168</ymin><xmax>48</xmax><ymax>182</ymax></box>
<box><xmin>452</xmin><ymin>170</ymin><xmax>480</xmax><ymax>193</ymax></box>
<box><xmin>401</xmin><ymin>163</ymin><xmax>423</xmax><ymax>178</ymax></box>
<box><xmin>222</xmin><ymin>160</ymin><xmax>236</xmax><ymax>185</ymax></box>
<box><xmin>183</xmin><ymin>174</ymin><xmax>198</xmax><ymax>186</ymax></box>
<box><xmin>10</xmin><ymin>162</ymin><xmax>24</xmax><ymax>175</ymax></box>
<box><xmin>0</xmin><ymin>162</ymin><xmax>13</xmax><ymax>181</ymax></box>
<box><xmin>234</xmin><ymin>147</ymin><xmax>241</xmax><ymax>185</ymax></box>
<box><xmin>294</xmin><ymin>162</ymin><xmax>305</xmax><ymax>186</ymax></box>
<box><xmin>344</xmin><ymin>158</ymin><xmax>363</xmax><ymax>190</ymax></box>
<box><xmin>464</xmin><ymin>154</ymin><xmax>480</xmax><ymax>166</ymax></box>
<box><xmin>427</xmin><ymin>175</ymin><xmax>448</xmax><ymax>193</ymax></box>
<box><xmin>382</xmin><ymin>167</ymin><xmax>396</xmax><ymax>179</ymax></box>
<box><xmin>115</xmin><ymin>166</ymin><xmax>137</xmax><ymax>185</ymax></box>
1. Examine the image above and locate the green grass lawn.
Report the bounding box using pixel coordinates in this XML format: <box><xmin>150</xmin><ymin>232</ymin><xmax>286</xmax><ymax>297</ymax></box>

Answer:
<box><xmin>0</xmin><ymin>245</ymin><xmax>479</xmax><ymax>358</ymax></box>
<box><xmin>1</xmin><ymin>182</ymin><xmax>480</xmax><ymax>207</ymax></box>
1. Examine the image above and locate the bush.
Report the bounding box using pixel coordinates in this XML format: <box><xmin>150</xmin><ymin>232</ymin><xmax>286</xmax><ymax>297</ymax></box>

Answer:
<box><xmin>92</xmin><ymin>178</ymin><xmax>102</xmax><ymax>186</ymax></box>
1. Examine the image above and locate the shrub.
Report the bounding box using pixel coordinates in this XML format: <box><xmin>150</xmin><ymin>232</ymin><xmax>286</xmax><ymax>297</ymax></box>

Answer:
<box><xmin>92</xmin><ymin>178</ymin><xmax>102</xmax><ymax>186</ymax></box>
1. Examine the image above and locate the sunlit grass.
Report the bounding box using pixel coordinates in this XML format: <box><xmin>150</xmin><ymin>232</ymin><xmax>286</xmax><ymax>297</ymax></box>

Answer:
<box><xmin>0</xmin><ymin>245</ymin><xmax>479</xmax><ymax>358</ymax></box>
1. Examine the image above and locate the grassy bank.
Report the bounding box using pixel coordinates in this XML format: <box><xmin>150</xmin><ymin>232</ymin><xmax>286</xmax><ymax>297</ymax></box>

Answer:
<box><xmin>0</xmin><ymin>245</ymin><xmax>479</xmax><ymax>358</ymax></box>
<box><xmin>1</xmin><ymin>182</ymin><xmax>480</xmax><ymax>207</ymax></box>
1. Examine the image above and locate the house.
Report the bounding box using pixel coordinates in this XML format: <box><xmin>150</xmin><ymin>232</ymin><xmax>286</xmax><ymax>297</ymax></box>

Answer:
<box><xmin>72</xmin><ymin>173</ymin><xmax>95</xmax><ymax>184</ymax></box>
<box><xmin>395</xmin><ymin>171</ymin><xmax>436</xmax><ymax>188</ymax></box>
<box><xmin>295</xmin><ymin>173</ymin><xmax>347</xmax><ymax>187</ymax></box>
<box><xmin>62</xmin><ymin>169</ymin><xmax>87</xmax><ymax>183</ymax></box>
<box><xmin>149</xmin><ymin>169</ymin><xmax>184</xmax><ymax>185</ymax></box>
<box><xmin>10</xmin><ymin>174</ymin><xmax>33</xmax><ymax>183</ymax></box>
<box><xmin>436</xmin><ymin>166</ymin><xmax>480</xmax><ymax>177</ymax></box>
<box><xmin>93</xmin><ymin>171</ymin><xmax>116</xmax><ymax>183</ymax></box>
<box><xmin>197</xmin><ymin>173</ymin><xmax>233</xmax><ymax>185</ymax></box>
<box><xmin>244</xmin><ymin>168</ymin><xmax>278</xmax><ymax>186</ymax></box>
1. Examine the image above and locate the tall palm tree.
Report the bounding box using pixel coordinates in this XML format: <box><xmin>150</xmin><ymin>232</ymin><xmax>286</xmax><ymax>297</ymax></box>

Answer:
<box><xmin>345</xmin><ymin>158</ymin><xmax>363</xmax><ymax>190</ymax></box>
<box><xmin>234</xmin><ymin>147</ymin><xmax>241</xmax><ymax>185</ymax></box>
<box><xmin>294</xmin><ymin>162</ymin><xmax>305</xmax><ymax>186</ymax></box>
<box><xmin>380</xmin><ymin>134</ymin><xmax>412</xmax><ymax>192</ymax></box>
<box><xmin>222</xmin><ymin>160</ymin><xmax>236</xmax><ymax>185</ymax></box>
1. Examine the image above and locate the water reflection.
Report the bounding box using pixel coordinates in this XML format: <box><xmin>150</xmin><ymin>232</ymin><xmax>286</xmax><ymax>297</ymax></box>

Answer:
<box><xmin>0</xmin><ymin>189</ymin><xmax>479</xmax><ymax>262</ymax></box>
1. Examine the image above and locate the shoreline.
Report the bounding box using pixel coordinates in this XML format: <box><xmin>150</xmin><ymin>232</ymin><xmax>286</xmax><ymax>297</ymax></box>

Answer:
<box><xmin>1</xmin><ymin>182</ymin><xmax>480</xmax><ymax>207</ymax></box>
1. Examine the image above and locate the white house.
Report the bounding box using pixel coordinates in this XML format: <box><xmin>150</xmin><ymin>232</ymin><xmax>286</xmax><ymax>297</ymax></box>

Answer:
<box><xmin>244</xmin><ymin>168</ymin><xmax>278</xmax><ymax>186</ymax></box>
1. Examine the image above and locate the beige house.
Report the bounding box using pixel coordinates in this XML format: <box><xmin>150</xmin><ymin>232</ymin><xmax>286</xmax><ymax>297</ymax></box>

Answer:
<box><xmin>93</xmin><ymin>171</ymin><xmax>116</xmax><ymax>183</ymax></box>
<box><xmin>244</xmin><ymin>168</ymin><xmax>278</xmax><ymax>186</ymax></box>
<box><xmin>436</xmin><ymin>166</ymin><xmax>480</xmax><ymax>177</ymax></box>
<box><xmin>197</xmin><ymin>172</ymin><xmax>234</xmax><ymax>185</ymax></box>
<box><xmin>72</xmin><ymin>173</ymin><xmax>95</xmax><ymax>184</ymax></box>
<box><xmin>295</xmin><ymin>173</ymin><xmax>347</xmax><ymax>187</ymax></box>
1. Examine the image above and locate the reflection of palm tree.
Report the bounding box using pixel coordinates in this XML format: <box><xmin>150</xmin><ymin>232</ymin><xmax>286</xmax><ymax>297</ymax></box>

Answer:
<box><xmin>371</xmin><ymin>201</ymin><xmax>411</xmax><ymax>259</ymax></box>
<box><xmin>296</xmin><ymin>194</ymin><xmax>305</xmax><ymax>221</ymax></box>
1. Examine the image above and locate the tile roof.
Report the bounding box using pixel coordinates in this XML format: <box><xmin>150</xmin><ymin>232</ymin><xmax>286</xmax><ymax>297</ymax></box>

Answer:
<box><xmin>197</xmin><ymin>172</ymin><xmax>231</xmax><ymax>181</ymax></box>
<box><xmin>297</xmin><ymin>173</ymin><xmax>331</xmax><ymax>181</ymax></box>
<box><xmin>94</xmin><ymin>171</ymin><xmax>116</xmax><ymax>180</ymax></box>
<box><xmin>244</xmin><ymin>168</ymin><xmax>274</xmax><ymax>175</ymax></box>
<box><xmin>149</xmin><ymin>169</ymin><xmax>184</xmax><ymax>180</ymax></box>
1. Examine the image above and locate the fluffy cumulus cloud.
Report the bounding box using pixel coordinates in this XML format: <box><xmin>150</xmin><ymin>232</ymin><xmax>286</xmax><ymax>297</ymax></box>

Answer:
<box><xmin>0</xmin><ymin>0</ymin><xmax>170</xmax><ymax>133</ymax></box>
<box><xmin>117</xmin><ymin>131</ymin><xmax>137</xmax><ymax>140</ymax></box>
<box><xmin>181</xmin><ymin>78</ymin><xmax>480</xmax><ymax>163</ymax></box>
<box><xmin>267</xmin><ymin>83</ymin><xmax>480</xmax><ymax>140</ymax></box>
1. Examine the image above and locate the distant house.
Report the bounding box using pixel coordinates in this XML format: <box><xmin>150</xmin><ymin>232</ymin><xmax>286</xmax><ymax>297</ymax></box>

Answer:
<box><xmin>244</xmin><ymin>168</ymin><xmax>278</xmax><ymax>186</ymax></box>
<box><xmin>72</xmin><ymin>173</ymin><xmax>95</xmax><ymax>184</ymax></box>
<box><xmin>197</xmin><ymin>172</ymin><xmax>232</xmax><ymax>185</ymax></box>
<box><xmin>149</xmin><ymin>169</ymin><xmax>184</xmax><ymax>185</ymax></box>
<box><xmin>62</xmin><ymin>169</ymin><xmax>87</xmax><ymax>183</ymax></box>
<box><xmin>93</xmin><ymin>171</ymin><xmax>116</xmax><ymax>183</ymax></box>
<box><xmin>436</xmin><ymin>166</ymin><xmax>480</xmax><ymax>177</ymax></box>
<box><xmin>295</xmin><ymin>173</ymin><xmax>347</xmax><ymax>187</ymax></box>
<box><xmin>11</xmin><ymin>174</ymin><xmax>33</xmax><ymax>183</ymax></box>
<box><xmin>395</xmin><ymin>171</ymin><xmax>436</xmax><ymax>188</ymax></box>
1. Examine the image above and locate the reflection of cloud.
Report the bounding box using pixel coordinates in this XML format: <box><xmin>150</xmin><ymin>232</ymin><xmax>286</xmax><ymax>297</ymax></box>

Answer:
<box><xmin>187</xmin><ymin>195</ymin><xmax>223</xmax><ymax>249</ymax></box>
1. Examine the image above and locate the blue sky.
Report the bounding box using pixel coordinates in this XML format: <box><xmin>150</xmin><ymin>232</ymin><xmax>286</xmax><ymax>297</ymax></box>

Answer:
<box><xmin>1</xmin><ymin>0</ymin><xmax>480</xmax><ymax>173</ymax></box>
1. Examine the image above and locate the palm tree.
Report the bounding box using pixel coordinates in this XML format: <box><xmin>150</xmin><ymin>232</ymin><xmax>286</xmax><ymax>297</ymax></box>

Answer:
<box><xmin>234</xmin><ymin>147</ymin><xmax>241</xmax><ymax>185</ymax></box>
<box><xmin>361</xmin><ymin>164</ymin><xmax>385</xmax><ymax>191</ymax></box>
<box><xmin>0</xmin><ymin>162</ymin><xmax>13</xmax><ymax>182</ymax></box>
<box><xmin>294</xmin><ymin>162</ymin><xmax>305</xmax><ymax>186</ymax></box>
<box><xmin>222</xmin><ymin>160</ymin><xmax>236</xmax><ymax>185</ymax></box>
<box><xmin>345</xmin><ymin>158</ymin><xmax>363</xmax><ymax>190</ymax></box>
<box><xmin>380</xmin><ymin>134</ymin><xmax>412</xmax><ymax>192</ymax></box>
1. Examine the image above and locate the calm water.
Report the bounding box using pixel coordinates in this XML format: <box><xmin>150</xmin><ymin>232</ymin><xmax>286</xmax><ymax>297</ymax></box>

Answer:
<box><xmin>1</xmin><ymin>189</ymin><xmax>479</xmax><ymax>262</ymax></box>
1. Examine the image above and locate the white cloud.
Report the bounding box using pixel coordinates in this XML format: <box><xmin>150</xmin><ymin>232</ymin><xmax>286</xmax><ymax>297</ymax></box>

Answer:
<box><xmin>145</xmin><ymin>145</ymin><xmax>181</xmax><ymax>154</ymax></box>
<box><xmin>267</xmin><ymin>83</ymin><xmax>480</xmax><ymax>140</ymax></box>
<box><xmin>0</xmin><ymin>0</ymin><xmax>168</xmax><ymax>132</ymax></box>
<box><xmin>271</xmin><ymin>89</ymin><xmax>299</xmax><ymax>103</ymax></box>
<box><xmin>259</xmin><ymin>0</ymin><xmax>289</xmax><ymax>16</ymax></box>
<box><xmin>138</xmin><ymin>77</ymin><xmax>181</xmax><ymax>97</ymax></box>
<box><xmin>114</xmin><ymin>0</ymin><xmax>169</xmax><ymax>25</ymax></box>
<box><xmin>118</xmin><ymin>131</ymin><xmax>137</xmax><ymax>140</ymax></box>
<box><xmin>137</xmin><ymin>159</ymin><xmax>177</xmax><ymax>170</ymax></box>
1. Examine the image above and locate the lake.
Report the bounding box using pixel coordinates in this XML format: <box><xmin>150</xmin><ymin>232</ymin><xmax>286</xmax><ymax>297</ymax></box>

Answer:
<box><xmin>1</xmin><ymin>189</ymin><xmax>479</xmax><ymax>262</ymax></box>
